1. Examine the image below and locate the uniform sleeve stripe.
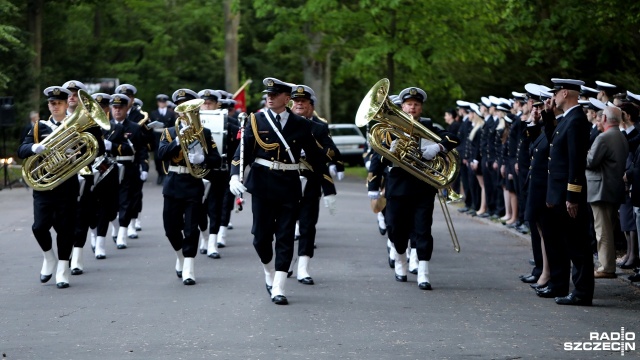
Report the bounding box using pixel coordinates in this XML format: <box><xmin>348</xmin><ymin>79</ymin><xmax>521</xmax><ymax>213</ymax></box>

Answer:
<box><xmin>567</xmin><ymin>184</ymin><xmax>582</xmax><ymax>192</ymax></box>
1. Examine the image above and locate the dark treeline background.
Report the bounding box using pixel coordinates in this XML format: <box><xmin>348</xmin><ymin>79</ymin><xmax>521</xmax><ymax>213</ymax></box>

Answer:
<box><xmin>1</xmin><ymin>0</ymin><xmax>640</xmax><ymax>157</ymax></box>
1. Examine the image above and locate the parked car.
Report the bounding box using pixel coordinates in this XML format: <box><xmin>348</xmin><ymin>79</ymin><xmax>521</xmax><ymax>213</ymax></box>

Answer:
<box><xmin>328</xmin><ymin>123</ymin><xmax>367</xmax><ymax>166</ymax></box>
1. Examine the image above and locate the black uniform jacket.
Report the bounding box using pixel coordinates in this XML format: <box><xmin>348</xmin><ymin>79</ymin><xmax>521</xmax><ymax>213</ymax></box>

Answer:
<box><xmin>523</xmin><ymin>120</ymin><xmax>550</xmax><ymax>221</ymax></box>
<box><xmin>311</xmin><ymin>115</ymin><xmax>344</xmax><ymax>172</ymax></box>
<box><xmin>230</xmin><ymin>109</ymin><xmax>337</xmax><ymax>202</ymax></box>
<box><xmin>545</xmin><ymin>105</ymin><xmax>590</xmax><ymax>205</ymax></box>
<box><xmin>18</xmin><ymin>117</ymin><xmax>106</xmax><ymax>194</ymax></box>
<box><xmin>158</xmin><ymin>125</ymin><xmax>221</xmax><ymax>199</ymax></box>
<box><xmin>368</xmin><ymin>117</ymin><xmax>460</xmax><ymax>198</ymax></box>
<box><xmin>107</xmin><ymin>118</ymin><xmax>149</xmax><ymax>172</ymax></box>
<box><xmin>150</xmin><ymin>108</ymin><xmax>177</xmax><ymax>128</ymax></box>
<box><xmin>300</xmin><ymin>117</ymin><xmax>339</xmax><ymax>198</ymax></box>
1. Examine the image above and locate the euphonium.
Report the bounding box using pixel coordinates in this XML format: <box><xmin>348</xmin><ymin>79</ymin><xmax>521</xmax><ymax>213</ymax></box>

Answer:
<box><xmin>175</xmin><ymin>99</ymin><xmax>209</xmax><ymax>178</ymax></box>
<box><xmin>355</xmin><ymin>78</ymin><xmax>460</xmax><ymax>190</ymax></box>
<box><xmin>23</xmin><ymin>89</ymin><xmax>111</xmax><ymax>191</ymax></box>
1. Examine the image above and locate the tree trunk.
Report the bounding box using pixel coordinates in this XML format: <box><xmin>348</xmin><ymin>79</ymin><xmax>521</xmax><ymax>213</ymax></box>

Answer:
<box><xmin>386</xmin><ymin>11</ymin><xmax>396</xmax><ymax>88</ymax></box>
<box><xmin>27</xmin><ymin>0</ymin><xmax>43</xmax><ymax>111</ymax></box>
<box><xmin>224</xmin><ymin>0</ymin><xmax>239</xmax><ymax>92</ymax></box>
<box><xmin>302</xmin><ymin>31</ymin><xmax>332</xmax><ymax>121</ymax></box>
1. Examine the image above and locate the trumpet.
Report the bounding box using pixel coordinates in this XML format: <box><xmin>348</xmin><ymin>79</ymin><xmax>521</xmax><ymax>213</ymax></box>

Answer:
<box><xmin>175</xmin><ymin>99</ymin><xmax>209</xmax><ymax>178</ymax></box>
<box><xmin>22</xmin><ymin>90</ymin><xmax>111</xmax><ymax>191</ymax></box>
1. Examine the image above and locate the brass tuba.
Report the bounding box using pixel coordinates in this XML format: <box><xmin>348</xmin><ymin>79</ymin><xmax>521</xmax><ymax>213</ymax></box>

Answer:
<box><xmin>175</xmin><ymin>99</ymin><xmax>209</xmax><ymax>178</ymax></box>
<box><xmin>23</xmin><ymin>89</ymin><xmax>111</xmax><ymax>191</ymax></box>
<box><xmin>355</xmin><ymin>78</ymin><xmax>460</xmax><ymax>190</ymax></box>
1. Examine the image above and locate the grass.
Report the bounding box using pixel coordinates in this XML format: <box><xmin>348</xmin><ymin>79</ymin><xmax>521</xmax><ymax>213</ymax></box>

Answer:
<box><xmin>344</xmin><ymin>166</ymin><xmax>368</xmax><ymax>180</ymax></box>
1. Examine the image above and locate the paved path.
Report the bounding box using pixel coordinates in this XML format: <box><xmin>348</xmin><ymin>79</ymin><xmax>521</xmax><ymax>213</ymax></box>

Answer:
<box><xmin>1</xmin><ymin>175</ymin><xmax>639</xmax><ymax>359</ymax></box>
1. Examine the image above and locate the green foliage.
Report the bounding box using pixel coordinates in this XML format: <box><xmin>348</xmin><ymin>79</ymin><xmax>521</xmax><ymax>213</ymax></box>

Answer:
<box><xmin>4</xmin><ymin>0</ymin><xmax>640</xmax><ymax>141</ymax></box>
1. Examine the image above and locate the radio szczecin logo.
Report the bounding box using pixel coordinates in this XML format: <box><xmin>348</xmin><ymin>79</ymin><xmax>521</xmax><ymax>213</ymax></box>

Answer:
<box><xmin>564</xmin><ymin>328</ymin><xmax>635</xmax><ymax>356</ymax></box>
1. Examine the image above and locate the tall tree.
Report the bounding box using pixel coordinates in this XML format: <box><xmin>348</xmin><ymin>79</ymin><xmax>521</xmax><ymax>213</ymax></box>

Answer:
<box><xmin>224</xmin><ymin>0</ymin><xmax>240</xmax><ymax>92</ymax></box>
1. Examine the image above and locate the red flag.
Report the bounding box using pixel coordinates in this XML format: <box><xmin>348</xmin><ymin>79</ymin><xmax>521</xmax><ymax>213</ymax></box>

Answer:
<box><xmin>233</xmin><ymin>88</ymin><xmax>246</xmax><ymax>113</ymax></box>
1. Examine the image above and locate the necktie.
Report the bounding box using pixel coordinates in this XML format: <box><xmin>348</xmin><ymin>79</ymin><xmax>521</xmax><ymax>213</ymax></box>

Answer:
<box><xmin>275</xmin><ymin>114</ymin><xmax>283</xmax><ymax>131</ymax></box>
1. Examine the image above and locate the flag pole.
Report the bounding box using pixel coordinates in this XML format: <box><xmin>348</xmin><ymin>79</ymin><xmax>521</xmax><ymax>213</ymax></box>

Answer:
<box><xmin>232</xmin><ymin>79</ymin><xmax>253</xmax><ymax>99</ymax></box>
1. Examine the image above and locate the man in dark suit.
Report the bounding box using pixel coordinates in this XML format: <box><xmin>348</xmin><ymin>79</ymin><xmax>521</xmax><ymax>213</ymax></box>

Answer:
<box><xmin>290</xmin><ymin>84</ymin><xmax>339</xmax><ymax>285</ymax></box>
<box><xmin>229</xmin><ymin>78</ymin><xmax>337</xmax><ymax>305</ymax></box>
<box><xmin>535</xmin><ymin>78</ymin><xmax>594</xmax><ymax>306</ymax></box>
<box><xmin>586</xmin><ymin>105</ymin><xmax>628</xmax><ymax>278</ymax></box>
<box><xmin>158</xmin><ymin>88</ymin><xmax>221</xmax><ymax>285</ymax></box>
<box><xmin>150</xmin><ymin>94</ymin><xmax>176</xmax><ymax>185</ymax></box>
<box><xmin>368</xmin><ymin>87</ymin><xmax>459</xmax><ymax>290</ymax></box>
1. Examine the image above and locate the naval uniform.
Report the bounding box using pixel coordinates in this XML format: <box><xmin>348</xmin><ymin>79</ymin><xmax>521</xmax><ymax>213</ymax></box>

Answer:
<box><xmin>230</xmin><ymin>109</ymin><xmax>337</xmax><ymax>272</ymax></box>
<box><xmin>297</xmin><ymin>115</ymin><xmax>340</xmax><ymax>259</ymax></box>
<box><xmin>543</xmin><ymin>105</ymin><xmax>594</xmax><ymax>300</ymax></box>
<box><xmin>150</xmin><ymin>107</ymin><xmax>177</xmax><ymax>181</ymax></box>
<box><xmin>158</xmin><ymin>125</ymin><xmax>221</xmax><ymax>257</ymax></box>
<box><xmin>17</xmin><ymin>118</ymin><xmax>84</xmax><ymax>261</ymax></box>
<box><xmin>368</xmin><ymin>118</ymin><xmax>459</xmax><ymax>262</ymax></box>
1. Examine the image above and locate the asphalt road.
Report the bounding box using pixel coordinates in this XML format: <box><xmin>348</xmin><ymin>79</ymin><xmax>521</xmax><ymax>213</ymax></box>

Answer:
<box><xmin>1</xmin><ymin>174</ymin><xmax>639</xmax><ymax>359</ymax></box>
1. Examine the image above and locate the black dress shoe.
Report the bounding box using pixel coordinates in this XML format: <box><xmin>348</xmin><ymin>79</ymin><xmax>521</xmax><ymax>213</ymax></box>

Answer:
<box><xmin>56</xmin><ymin>282</ymin><xmax>69</xmax><ymax>289</ymax></box>
<box><xmin>528</xmin><ymin>258</ymin><xmax>536</xmax><ymax>266</ymax></box>
<box><xmin>95</xmin><ymin>254</ymin><xmax>106</xmax><ymax>260</ymax></box>
<box><xmin>409</xmin><ymin>268</ymin><xmax>418</xmax><ymax>275</ymax></box>
<box><xmin>489</xmin><ymin>214</ymin><xmax>500</xmax><ymax>221</ymax></box>
<box><xmin>457</xmin><ymin>207</ymin><xmax>469</xmax><ymax>213</ymax></box>
<box><xmin>520</xmin><ymin>275</ymin><xmax>539</xmax><ymax>283</ymax></box>
<box><xmin>40</xmin><ymin>274</ymin><xmax>52</xmax><ymax>283</ymax></box>
<box><xmin>199</xmin><ymin>249</ymin><xmax>207</xmax><ymax>255</ymax></box>
<box><xmin>117</xmin><ymin>244</ymin><xmax>127</xmax><ymax>249</ymax></box>
<box><xmin>536</xmin><ymin>287</ymin><xmax>567</xmax><ymax>298</ymax></box>
<box><xmin>395</xmin><ymin>274</ymin><xmax>407</xmax><ymax>282</ymax></box>
<box><xmin>183</xmin><ymin>278</ymin><xmax>196</xmax><ymax>285</ymax></box>
<box><xmin>555</xmin><ymin>293</ymin><xmax>592</xmax><ymax>306</ymax></box>
<box><xmin>505</xmin><ymin>223</ymin><xmax>518</xmax><ymax>229</ymax></box>
<box><xmin>71</xmin><ymin>268</ymin><xmax>83</xmax><ymax>276</ymax></box>
<box><xmin>266</xmin><ymin>284</ymin><xmax>272</xmax><ymax>295</ymax></box>
<box><xmin>517</xmin><ymin>224</ymin><xmax>530</xmax><ymax>234</ymax></box>
<box><xmin>478</xmin><ymin>212</ymin><xmax>491</xmax><ymax>218</ymax></box>
<box><xmin>419</xmin><ymin>282</ymin><xmax>432</xmax><ymax>290</ymax></box>
<box><xmin>272</xmin><ymin>295</ymin><xmax>288</xmax><ymax>305</ymax></box>
<box><xmin>620</xmin><ymin>259</ymin><xmax>640</xmax><ymax>269</ymax></box>
<box><xmin>628</xmin><ymin>273</ymin><xmax>640</xmax><ymax>282</ymax></box>
<box><xmin>176</xmin><ymin>270</ymin><xmax>182</xmax><ymax>278</ymax></box>
<box><xmin>207</xmin><ymin>252</ymin><xmax>220</xmax><ymax>259</ymax></box>
<box><xmin>287</xmin><ymin>270</ymin><xmax>293</xmax><ymax>278</ymax></box>
<box><xmin>217</xmin><ymin>243</ymin><xmax>226</xmax><ymax>248</ymax></box>
<box><xmin>468</xmin><ymin>210</ymin><xmax>477</xmax><ymax>216</ymax></box>
<box><xmin>298</xmin><ymin>277</ymin><xmax>314</xmax><ymax>285</ymax></box>
<box><xmin>378</xmin><ymin>226</ymin><xmax>387</xmax><ymax>235</ymax></box>
<box><xmin>530</xmin><ymin>282</ymin><xmax>547</xmax><ymax>290</ymax></box>
<box><xmin>128</xmin><ymin>234</ymin><xmax>138</xmax><ymax>239</ymax></box>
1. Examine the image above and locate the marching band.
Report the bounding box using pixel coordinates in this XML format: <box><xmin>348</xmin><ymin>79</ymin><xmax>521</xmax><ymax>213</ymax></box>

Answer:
<box><xmin>15</xmin><ymin>74</ymin><xmax>640</xmax><ymax>309</ymax></box>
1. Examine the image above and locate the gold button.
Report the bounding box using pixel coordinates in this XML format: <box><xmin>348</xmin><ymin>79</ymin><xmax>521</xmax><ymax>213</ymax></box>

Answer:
<box><xmin>271</xmin><ymin>157</ymin><xmax>274</xmax><ymax>161</ymax></box>
<box><xmin>266</xmin><ymin>138</ymin><xmax>269</xmax><ymax>141</ymax></box>
<box><xmin>535</xmin><ymin>149</ymin><xmax>538</xmax><ymax>152</ymax></box>
<box><xmin>556</xmin><ymin>131</ymin><xmax>559</xmax><ymax>134</ymax></box>
<box><xmin>283</xmin><ymin>159</ymin><xmax>287</xmax><ymax>163</ymax></box>
<box><xmin>530</xmin><ymin>156</ymin><xmax>533</xmax><ymax>160</ymax></box>
<box><xmin>550</xmin><ymin>144</ymin><xmax>553</xmax><ymax>147</ymax></box>
<box><xmin>548</xmin><ymin>170</ymin><xmax>550</xmax><ymax>174</ymax></box>
<box><xmin>293</xmin><ymin>140</ymin><xmax>296</xmax><ymax>143</ymax></box>
<box><xmin>548</xmin><ymin>157</ymin><xmax>551</xmax><ymax>160</ymax></box>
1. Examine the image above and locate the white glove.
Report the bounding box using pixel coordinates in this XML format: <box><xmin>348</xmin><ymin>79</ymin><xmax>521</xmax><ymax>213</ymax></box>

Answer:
<box><xmin>175</xmin><ymin>136</ymin><xmax>180</xmax><ymax>145</ymax></box>
<box><xmin>422</xmin><ymin>143</ymin><xmax>441</xmax><ymax>160</ymax></box>
<box><xmin>389</xmin><ymin>139</ymin><xmax>398</xmax><ymax>153</ymax></box>
<box><xmin>337</xmin><ymin>172</ymin><xmax>344</xmax><ymax>181</ymax></box>
<box><xmin>104</xmin><ymin>139</ymin><xmax>112</xmax><ymax>151</ymax></box>
<box><xmin>323</xmin><ymin>194</ymin><xmax>337</xmax><ymax>215</ymax></box>
<box><xmin>368</xmin><ymin>191</ymin><xmax>380</xmax><ymax>200</ymax></box>
<box><xmin>31</xmin><ymin>143</ymin><xmax>46</xmax><ymax>154</ymax></box>
<box><xmin>329</xmin><ymin>164</ymin><xmax>337</xmax><ymax>177</ymax></box>
<box><xmin>229</xmin><ymin>174</ymin><xmax>247</xmax><ymax>196</ymax></box>
<box><xmin>188</xmin><ymin>153</ymin><xmax>205</xmax><ymax>164</ymax></box>
<box><xmin>365</xmin><ymin>160</ymin><xmax>371</xmax><ymax>171</ymax></box>
<box><xmin>179</xmin><ymin>125</ymin><xmax>190</xmax><ymax>135</ymax></box>
<box><xmin>140</xmin><ymin>171</ymin><xmax>148</xmax><ymax>181</ymax></box>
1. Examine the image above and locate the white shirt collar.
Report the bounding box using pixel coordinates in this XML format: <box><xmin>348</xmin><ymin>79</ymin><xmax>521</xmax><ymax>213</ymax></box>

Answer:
<box><xmin>562</xmin><ymin>105</ymin><xmax>580</xmax><ymax>118</ymax></box>
<box><xmin>625</xmin><ymin>125</ymin><xmax>635</xmax><ymax>134</ymax></box>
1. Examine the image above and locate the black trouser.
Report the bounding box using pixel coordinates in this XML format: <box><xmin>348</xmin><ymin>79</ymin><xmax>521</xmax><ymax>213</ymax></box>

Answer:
<box><xmin>163</xmin><ymin>195</ymin><xmax>200</xmax><ymax>257</ymax></box>
<box><xmin>131</xmin><ymin>173</ymin><xmax>144</xmax><ymax>219</ymax></box>
<box><xmin>206</xmin><ymin>171</ymin><xmax>229</xmax><ymax>234</ymax></box>
<box><xmin>32</xmin><ymin>190</ymin><xmax>78</xmax><ymax>260</ymax></box>
<box><xmin>118</xmin><ymin>163</ymin><xmax>139</xmax><ymax>227</ymax></box>
<box><xmin>221</xmin><ymin>186</ymin><xmax>234</xmax><ymax>226</ymax></box>
<box><xmin>517</xmin><ymin>167</ymin><xmax>529</xmax><ymax>224</ymax></box>
<box><xmin>298</xmin><ymin>194</ymin><xmax>321</xmax><ymax>258</ymax></box>
<box><xmin>544</xmin><ymin>203</ymin><xmax>595</xmax><ymax>299</ymax></box>
<box><xmin>529</xmin><ymin>219</ymin><xmax>543</xmax><ymax>278</ymax></box>
<box><xmin>386</xmin><ymin>189</ymin><xmax>437</xmax><ymax>261</ymax></box>
<box><xmin>73</xmin><ymin>177</ymin><xmax>96</xmax><ymax>248</ymax></box>
<box><xmin>94</xmin><ymin>170</ymin><xmax>120</xmax><ymax>237</ymax></box>
<box><xmin>467</xmin><ymin>164</ymin><xmax>481</xmax><ymax>211</ymax></box>
<box><xmin>460</xmin><ymin>164</ymin><xmax>472</xmax><ymax>208</ymax></box>
<box><xmin>251</xmin><ymin>195</ymin><xmax>299</xmax><ymax>272</ymax></box>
